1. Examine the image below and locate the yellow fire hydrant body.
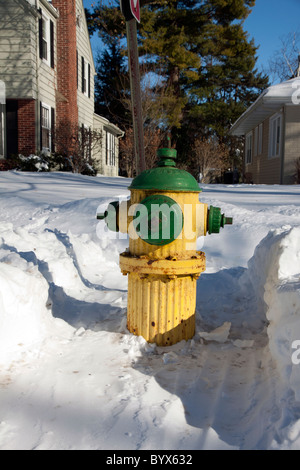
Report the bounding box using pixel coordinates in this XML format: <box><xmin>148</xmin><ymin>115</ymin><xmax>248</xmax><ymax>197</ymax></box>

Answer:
<box><xmin>98</xmin><ymin>148</ymin><xmax>232</xmax><ymax>346</ymax></box>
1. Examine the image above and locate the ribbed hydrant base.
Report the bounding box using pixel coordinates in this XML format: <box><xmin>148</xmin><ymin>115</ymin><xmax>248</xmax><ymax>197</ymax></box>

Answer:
<box><xmin>127</xmin><ymin>273</ymin><xmax>196</xmax><ymax>346</ymax></box>
<box><xmin>120</xmin><ymin>251</ymin><xmax>206</xmax><ymax>346</ymax></box>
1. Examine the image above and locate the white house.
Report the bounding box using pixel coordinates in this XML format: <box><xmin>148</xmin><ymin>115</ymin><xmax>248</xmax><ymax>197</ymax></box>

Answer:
<box><xmin>0</xmin><ymin>0</ymin><xmax>123</xmax><ymax>176</ymax></box>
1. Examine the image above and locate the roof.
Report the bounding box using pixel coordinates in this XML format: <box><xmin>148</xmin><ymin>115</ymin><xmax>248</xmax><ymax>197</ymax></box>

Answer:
<box><xmin>93</xmin><ymin>113</ymin><xmax>124</xmax><ymax>137</ymax></box>
<box><xmin>230</xmin><ymin>77</ymin><xmax>300</xmax><ymax>136</ymax></box>
<box><xmin>39</xmin><ymin>0</ymin><xmax>59</xmax><ymax>18</ymax></box>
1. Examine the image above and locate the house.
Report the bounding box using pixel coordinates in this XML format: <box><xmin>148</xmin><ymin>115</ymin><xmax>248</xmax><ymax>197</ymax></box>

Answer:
<box><xmin>0</xmin><ymin>0</ymin><xmax>123</xmax><ymax>176</ymax></box>
<box><xmin>230</xmin><ymin>77</ymin><xmax>300</xmax><ymax>185</ymax></box>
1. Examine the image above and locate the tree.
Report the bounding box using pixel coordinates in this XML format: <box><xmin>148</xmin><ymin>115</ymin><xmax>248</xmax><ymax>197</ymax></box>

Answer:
<box><xmin>269</xmin><ymin>31</ymin><xmax>300</xmax><ymax>83</ymax></box>
<box><xmin>54</xmin><ymin>121</ymin><xmax>102</xmax><ymax>175</ymax></box>
<box><xmin>95</xmin><ymin>39</ymin><xmax>130</xmax><ymax>127</ymax></box>
<box><xmin>119</xmin><ymin>125</ymin><xmax>163</xmax><ymax>176</ymax></box>
<box><xmin>191</xmin><ymin>136</ymin><xmax>230</xmax><ymax>182</ymax></box>
<box><xmin>86</xmin><ymin>0</ymin><xmax>269</xmax><ymax>172</ymax></box>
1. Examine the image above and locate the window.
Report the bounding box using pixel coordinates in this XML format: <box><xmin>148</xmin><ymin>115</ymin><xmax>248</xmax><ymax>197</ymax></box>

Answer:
<box><xmin>39</xmin><ymin>10</ymin><xmax>54</xmax><ymax>68</ymax></box>
<box><xmin>258</xmin><ymin>123</ymin><xmax>263</xmax><ymax>155</ymax></box>
<box><xmin>42</xmin><ymin>18</ymin><xmax>48</xmax><ymax>61</ymax></box>
<box><xmin>253</xmin><ymin>126</ymin><xmax>258</xmax><ymax>157</ymax></box>
<box><xmin>6</xmin><ymin>100</ymin><xmax>18</xmax><ymax>156</ymax></box>
<box><xmin>245</xmin><ymin>132</ymin><xmax>252</xmax><ymax>165</ymax></box>
<box><xmin>254</xmin><ymin>123</ymin><xmax>263</xmax><ymax>157</ymax></box>
<box><xmin>76</xmin><ymin>12</ymin><xmax>83</xmax><ymax>31</ymax></box>
<box><xmin>82</xmin><ymin>58</ymin><xmax>90</xmax><ymax>98</ymax></box>
<box><xmin>269</xmin><ymin>113</ymin><xmax>282</xmax><ymax>158</ymax></box>
<box><xmin>41</xmin><ymin>103</ymin><xmax>51</xmax><ymax>150</ymax></box>
<box><xmin>106</xmin><ymin>132</ymin><xmax>116</xmax><ymax>166</ymax></box>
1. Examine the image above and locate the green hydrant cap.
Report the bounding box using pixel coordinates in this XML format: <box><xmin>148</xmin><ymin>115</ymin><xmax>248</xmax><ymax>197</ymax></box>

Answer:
<box><xmin>129</xmin><ymin>148</ymin><xmax>201</xmax><ymax>193</ymax></box>
<box><xmin>208</xmin><ymin>205</ymin><xmax>233</xmax><ymax>234</ymax></box>
<box><xmin>133</xmin><ymin>194</ymin><xmax>183</xmax><ymax>246</ymax></box>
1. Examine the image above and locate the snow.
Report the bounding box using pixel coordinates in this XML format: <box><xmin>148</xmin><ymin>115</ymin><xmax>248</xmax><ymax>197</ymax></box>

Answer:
<box><xmin>0</xmin><ymin>170</ymin><xmax>300</xmax><ymax>450</ymax></box>
<box><xmin>265</xmin><ymin>77</ymin><xmax>300</xmax><ymax>99</ymax></box>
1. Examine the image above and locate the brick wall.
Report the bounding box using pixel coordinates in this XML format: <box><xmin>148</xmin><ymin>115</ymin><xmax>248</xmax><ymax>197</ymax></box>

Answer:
<box><xmin>18</xmin><ymin>99</ymin><xmax>36</xmax><ymax>155</ymax></box>
<box><xmin>51</xmin><ymin>0</ymin><xmax>78</xmax><ymax>127</ymax></box>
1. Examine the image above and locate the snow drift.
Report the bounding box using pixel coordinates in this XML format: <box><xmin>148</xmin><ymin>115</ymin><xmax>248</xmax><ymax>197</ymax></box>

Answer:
<box><xmin>246</xmin><ymin>226</ymin><xmax>300</xmax><ymax>402</ymax></box>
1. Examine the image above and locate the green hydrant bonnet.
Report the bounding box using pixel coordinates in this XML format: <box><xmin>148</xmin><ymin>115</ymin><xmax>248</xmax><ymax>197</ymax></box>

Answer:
<box><xmin>129</xmin><ymin>148</ymin><xmax>201</xmax><ymax>193</ymax></box>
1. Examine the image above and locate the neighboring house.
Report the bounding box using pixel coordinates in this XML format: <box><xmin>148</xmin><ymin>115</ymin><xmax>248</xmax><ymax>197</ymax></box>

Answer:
<box><xmin>0</xmin><ymin>0</ymin><xmax>123</xmax><ymax>176</ymax></box>
<box><xmin>230</xmin><ymin>77</ymin><xmax>300</xmax><ymax>184</ymax></box>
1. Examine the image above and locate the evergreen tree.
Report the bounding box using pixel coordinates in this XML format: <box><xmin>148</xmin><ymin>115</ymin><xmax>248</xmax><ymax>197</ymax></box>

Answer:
<box><xmin>86</xmin><ymin>0</ymin><xmax>269</xmax><ymax>171</ymax></box>
<box><xmin>94</xmin><ymin>39</ymin><xmax>130</xmax><ymax>127</ymax></box>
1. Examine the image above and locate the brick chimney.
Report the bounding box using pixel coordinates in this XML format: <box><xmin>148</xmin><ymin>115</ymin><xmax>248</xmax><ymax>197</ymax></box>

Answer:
<box><xmin>51</xmin><ymin>0</ymin><xmax>78</xmax><ymax>128</ymax></box>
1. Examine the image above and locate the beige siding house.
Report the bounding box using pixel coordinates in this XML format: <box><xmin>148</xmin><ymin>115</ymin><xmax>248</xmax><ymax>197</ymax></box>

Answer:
<box><xmin>0</xmin><ymin>0</ymin><xmax>123</xmax><ymax>176</ymax></box>
<box><xmin>230</xmin><ymin>77</ymin><xmax>300</xmax><ymax>185</ymax></box>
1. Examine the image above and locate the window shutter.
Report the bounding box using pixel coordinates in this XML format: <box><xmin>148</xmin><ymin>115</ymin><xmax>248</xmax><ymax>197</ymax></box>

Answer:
<box><xmin>82</xmin><ymin>57</ymin><xmax>85</xmax><ymax>93</ymax></box>
<box><xmin>51</xmin><ymin>107</ymin><xmax>55</xmax><ymax>153</ymax></box>
<box><xmin>38</xmin><ymin>9</ymin><xmax>43</xmax><ymax>60</ymax></box>
<box><xmin>88</xmin><ymin>64</ymin><xmax>91</xmax><ymax>98</ymax></box>
<box><xmin>50</xmin><ymin>20</ymin><xmax>54</xmax><ymax>69</ymax></box>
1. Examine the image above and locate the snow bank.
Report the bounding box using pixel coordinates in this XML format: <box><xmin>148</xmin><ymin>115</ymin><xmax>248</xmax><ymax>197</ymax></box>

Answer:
<box><xmin>0</xmin><ymin>248</ymin><xmax>72</xmax><ymax>363</ymax></box>
<box><xmin>246</xmin><ymin>226</ymin><xmax>300</xmax><ymax>399</ymax></box>
<box><xmin>0</xmin><ymin>223</ymin><xmax>76</xmax><ymax>364</ymax></box>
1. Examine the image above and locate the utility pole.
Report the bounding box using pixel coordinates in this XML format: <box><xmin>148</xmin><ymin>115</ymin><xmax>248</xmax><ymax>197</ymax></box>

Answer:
<box><xmin>120</xmin><ymin>0</ymin><xmax>146</xmax><ymax>175</ymax></box>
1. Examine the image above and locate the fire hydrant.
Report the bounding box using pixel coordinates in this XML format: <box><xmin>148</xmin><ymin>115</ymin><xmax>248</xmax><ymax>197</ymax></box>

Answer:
<box><xmin>97</xmin><ymin>148</ymin><xmax>232</xmax><ymax>346</ymax></box>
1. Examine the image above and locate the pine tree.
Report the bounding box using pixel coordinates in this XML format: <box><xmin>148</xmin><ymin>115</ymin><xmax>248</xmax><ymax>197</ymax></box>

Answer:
<box><xmin>94</xmin><ymin>39</ymin><xmax>130</xmax><ymax>127</ymax></box>
<box><xmin>86</xmin><ymin>0</ymin><xmax>269</xmax><ymax>170</ymax></box>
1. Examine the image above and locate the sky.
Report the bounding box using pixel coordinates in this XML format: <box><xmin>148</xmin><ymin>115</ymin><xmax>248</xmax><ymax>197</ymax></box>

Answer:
<box><xmin>244</xmin><ymin>0</ymin><xmax>300</xmax><ymax>82</ymax></box>
<box><xmin>83</xmin><ymin>0</ymin><xmax>300</xmax><ymax>84</ymax></box>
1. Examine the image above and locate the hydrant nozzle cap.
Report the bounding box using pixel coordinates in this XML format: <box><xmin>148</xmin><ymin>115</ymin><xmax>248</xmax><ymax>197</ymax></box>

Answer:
<box><xmin>157</xmin><ymin>148</ymin><xmax>177</xmax><ymax>159</ymax></box>
<box><xmin>208</xmin><ymin>206</ymin><xmax>233</xmax><ymax>234</ymax></box>
<box><xmin>157</xmin><ymin>148</ymin><xmax>177</xmax><ymax>168</ymax></box>
<box><xmin>129</xmin><ymin>147</ymin><xmax>201</xmax><ymax>192</ymax></box>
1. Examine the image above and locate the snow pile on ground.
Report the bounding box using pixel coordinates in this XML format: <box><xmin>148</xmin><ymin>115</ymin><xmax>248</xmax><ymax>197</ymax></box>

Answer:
<box><xmin>0</xmin><ymin>223</ymin><xmax>75</xmax><ymax>363</ymax></box>
<box><xmin>247</xmin><ymin>227</ymin><xmax>300</xmax><ymax>403</ymax></box>
<box><xmin>1</xmin><ymin>171</ymin><xmax>300</xmax><ymax>450</ymax></box>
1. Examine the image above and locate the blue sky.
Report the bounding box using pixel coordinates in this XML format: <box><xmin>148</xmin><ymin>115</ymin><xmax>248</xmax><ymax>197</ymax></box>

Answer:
<box><xmin>244</xmin><ymin>0</ymin><xmax>300</xmax><ymax>81</ymax></box>
<box><xmin>83</xmin><ymin>0</ymin><xmax>300</xmax><ymax>84</ymax></box>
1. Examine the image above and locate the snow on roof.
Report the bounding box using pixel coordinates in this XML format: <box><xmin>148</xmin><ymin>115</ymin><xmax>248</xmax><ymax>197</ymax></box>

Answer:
<box><xmin>230</xmin><ymin>77</ymin><xmax>300</xmax><ymax>136</ymax></box>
